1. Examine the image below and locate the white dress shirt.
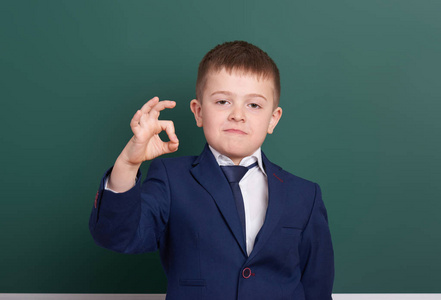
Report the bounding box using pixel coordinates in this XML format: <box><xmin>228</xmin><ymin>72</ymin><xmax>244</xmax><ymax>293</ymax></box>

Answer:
<box><xmin>209</xmin><ymin>146</ymin><xmax>268</xmax><ymax>256</ymax></box>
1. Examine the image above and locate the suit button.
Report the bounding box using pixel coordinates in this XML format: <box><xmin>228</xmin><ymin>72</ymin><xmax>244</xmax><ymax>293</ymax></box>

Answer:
<box><xmin>242</xmin><ymin>267</ymin><xmax>252</xmax><ymax>279</ymax></box>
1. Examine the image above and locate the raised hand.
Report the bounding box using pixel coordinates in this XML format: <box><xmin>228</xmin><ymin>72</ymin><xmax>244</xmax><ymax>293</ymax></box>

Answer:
<box><xmin>108</xmin><ymin>97</ymin><xmax>179</xmax><ymax>192</ymax></box>
<box><xmin>122</xmin><ymin>96</ymin><xmax>179</xmax><ymax>165</ymax></box>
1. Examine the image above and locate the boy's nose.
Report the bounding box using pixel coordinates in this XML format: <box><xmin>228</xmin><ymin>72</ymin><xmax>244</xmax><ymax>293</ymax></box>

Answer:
<box><xmin>228</xmin><ymin>106</ymin><xmax>245</xmax><ymax>122</ymax></box>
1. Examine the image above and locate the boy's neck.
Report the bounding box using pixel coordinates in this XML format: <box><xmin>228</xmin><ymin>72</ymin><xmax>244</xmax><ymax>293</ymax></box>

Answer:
<box><xmin>208</xmin><ymin>145</ymin><xmax>261</xmax><ymax>166</ymax></box>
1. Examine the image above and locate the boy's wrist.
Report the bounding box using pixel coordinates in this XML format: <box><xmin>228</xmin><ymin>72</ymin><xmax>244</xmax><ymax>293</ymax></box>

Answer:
<box><xmin>115</xmin><ymin>153</ymin><xmax>142</xmax><ymax>170</ymax></box>
<box><xmin>107</xmin><ymin>156</ymin><xmax>141</xmax><ymax>193</ymax></box>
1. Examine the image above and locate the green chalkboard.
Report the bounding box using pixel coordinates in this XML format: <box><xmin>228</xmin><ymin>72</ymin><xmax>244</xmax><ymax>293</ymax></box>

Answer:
<box><xmin>1</xmin><ymin>0</ymin><xmax>440</xmax><ymax>293</ymax></box>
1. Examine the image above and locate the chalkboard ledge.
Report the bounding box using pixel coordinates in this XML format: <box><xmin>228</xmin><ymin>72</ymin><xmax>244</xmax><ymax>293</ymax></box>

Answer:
<box><xmin>0</xmin><ymin>294</ymin><xmax>440</xmax><ymax>300</ymax></box>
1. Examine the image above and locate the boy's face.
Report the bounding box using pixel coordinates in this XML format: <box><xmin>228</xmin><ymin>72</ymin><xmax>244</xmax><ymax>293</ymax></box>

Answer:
<box><xmin>190</xmin><ymin>68</ymin><xmax>282</xmax><ymax>164</ymax></box>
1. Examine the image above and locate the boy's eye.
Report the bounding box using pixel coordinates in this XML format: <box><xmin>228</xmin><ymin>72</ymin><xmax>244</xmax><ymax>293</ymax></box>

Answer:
<box><xmin>248</xmin><ymin>103</ymin><xmax>261</xmax><ymax>109</ymax></box>
<box><xmin>216</xmin><ymin>100</ymin><xmax>229</xmax><ymax>105</ymax></box>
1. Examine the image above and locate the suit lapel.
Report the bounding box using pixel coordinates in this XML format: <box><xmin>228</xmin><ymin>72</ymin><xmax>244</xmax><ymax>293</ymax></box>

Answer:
<box><xmin>248</xmin><ymin>152</ymin><xmax>287</xmax><ymax>262</ymax></box>
<box><xmin>190</xmin><ymin>144</ymin><xmax>248</xmax><ymax>256</ymax></box>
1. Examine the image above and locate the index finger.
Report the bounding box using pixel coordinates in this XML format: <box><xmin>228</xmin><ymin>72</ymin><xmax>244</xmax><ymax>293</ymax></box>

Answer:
<box><xmin>139</xmin><ymin>96</ymin><xmax>159</xmax><ymax>114</ymax></box>
<box><xmin>147</xmin><ymin>100</ymin><xmax>176</xmax><ymax>117</ymax></box>
<box><xmin>139</xmin><ymin>97</ymin><xmax>176</xmax><ymax>114</ymax></box>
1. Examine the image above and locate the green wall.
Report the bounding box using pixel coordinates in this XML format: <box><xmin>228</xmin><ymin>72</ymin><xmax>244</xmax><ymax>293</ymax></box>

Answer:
<box><xmin>1</xmin><ymin>0</ymin><xmax>440</xmax><ymax>293</ymax></box>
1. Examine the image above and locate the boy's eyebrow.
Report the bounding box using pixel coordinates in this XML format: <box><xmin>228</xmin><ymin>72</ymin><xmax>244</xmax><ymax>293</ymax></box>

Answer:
<box><xmin>210</xmin><ymin>91</ymin><xmax>267</xmax><ymax>101</ymax></box>
<box><xmin>247</xmin><ymin>93</ymin><xmax>268</xmax><ymax>101</ymax></box>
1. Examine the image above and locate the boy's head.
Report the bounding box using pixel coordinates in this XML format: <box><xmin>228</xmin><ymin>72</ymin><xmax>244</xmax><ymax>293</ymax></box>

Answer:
<box><xmin>191</xmin><ymin>41</ymin><xmax>283</xmax><ymax>164</ymax></box>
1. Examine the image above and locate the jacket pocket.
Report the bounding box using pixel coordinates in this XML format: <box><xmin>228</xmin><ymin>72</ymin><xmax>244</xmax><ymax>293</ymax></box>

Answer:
<box><xmin>179</xmin><ymin>279</ymin><xmax>207</xmax><ymax>300</ymax></box>
<box><xmin>179</xmin><ymin>279</ymin><xmax>206</xmax><ymax>287</ymax></box>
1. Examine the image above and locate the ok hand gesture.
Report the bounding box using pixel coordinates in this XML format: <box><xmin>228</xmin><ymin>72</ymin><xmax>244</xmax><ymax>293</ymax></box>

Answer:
<box><xmin>122</xmin><ymin>97</ymin><xmax>179</xmax><ymax>165</ymax></box>
<box><xmin>109</xmin><ymin>97</ymin><xmax>179</xmax><ymax>192</ymax></box>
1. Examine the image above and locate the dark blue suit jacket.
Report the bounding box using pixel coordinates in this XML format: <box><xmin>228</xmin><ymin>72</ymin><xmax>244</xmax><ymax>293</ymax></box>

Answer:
<box><xmin>89</xmin><ymin>145</ymin><xmax>334</xmax><ymax>299</ymax></box>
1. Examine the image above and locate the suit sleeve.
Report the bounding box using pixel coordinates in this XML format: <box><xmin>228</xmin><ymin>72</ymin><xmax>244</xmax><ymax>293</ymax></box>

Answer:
<box><xmin>299</xmin><ymin>183</ymin><xmax>334</xmax><ymax>300</ymax></box>
<box><xmin>89</xmin><ymin>159</ymin><xmax>170</xmax><ymax>254</ymax></box>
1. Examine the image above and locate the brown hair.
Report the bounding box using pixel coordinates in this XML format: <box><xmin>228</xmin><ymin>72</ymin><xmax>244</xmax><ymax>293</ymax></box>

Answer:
<box><xmin>196</xmin><ymin>41</ymin><xmax>281</xmax><ymax>107</ymax></box>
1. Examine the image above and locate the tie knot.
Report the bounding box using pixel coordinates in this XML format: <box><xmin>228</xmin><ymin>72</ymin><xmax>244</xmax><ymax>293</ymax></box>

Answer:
<box><xmin>221</xmin><ymin>162</ymin><xmax>258</xmax><ymax>183</ymax></box>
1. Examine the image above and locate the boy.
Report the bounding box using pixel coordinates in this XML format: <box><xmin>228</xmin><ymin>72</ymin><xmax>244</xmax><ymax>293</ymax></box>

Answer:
<box><xmin>90</xmin><ymin>41</ymin><xmax>334</xmax><ymax>299</ymax></box>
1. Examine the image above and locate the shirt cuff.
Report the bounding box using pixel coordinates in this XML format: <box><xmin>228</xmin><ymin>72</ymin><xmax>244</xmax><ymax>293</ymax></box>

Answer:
<box><xmin>104</xmin><ymin>175</ymin><xmax>137</xmax><ymax>193</ymax></box>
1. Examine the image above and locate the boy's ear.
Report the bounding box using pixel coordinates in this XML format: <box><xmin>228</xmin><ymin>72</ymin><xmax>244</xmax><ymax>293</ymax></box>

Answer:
<box><xmin>267</xmin><ymin>107</ymin><xmax>282</xmax><ymax>134</ymax></box>
<box><xmin>190</xmin><ymin>99</ymin><xmax>203</xmax><ymax>127</ymax></box>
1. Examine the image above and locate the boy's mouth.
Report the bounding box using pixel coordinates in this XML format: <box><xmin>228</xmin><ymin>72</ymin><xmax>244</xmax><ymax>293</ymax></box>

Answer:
<box><xmin>224</xmin><ymin>129</ymin><xmax>247</xmax><ymax>135</ymax></box>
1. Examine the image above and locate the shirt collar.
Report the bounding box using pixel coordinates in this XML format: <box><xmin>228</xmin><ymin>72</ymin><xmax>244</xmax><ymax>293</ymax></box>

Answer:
<box><xmin>208</xmin><ymin>145</ymin><xmax>266</xmax><ymax>176</ymax></box>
